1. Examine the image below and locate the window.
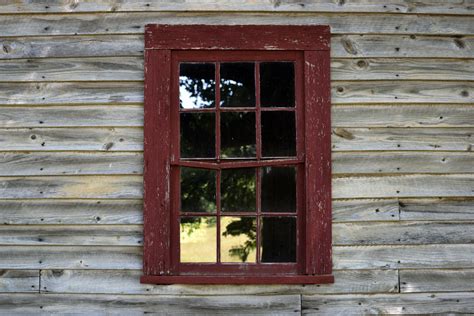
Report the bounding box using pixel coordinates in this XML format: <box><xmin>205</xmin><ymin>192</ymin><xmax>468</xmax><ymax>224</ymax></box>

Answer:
<box><xmin>142</xmin><ymin>25</ymin><xmax>332</xmax><ymax>284</ymax></box>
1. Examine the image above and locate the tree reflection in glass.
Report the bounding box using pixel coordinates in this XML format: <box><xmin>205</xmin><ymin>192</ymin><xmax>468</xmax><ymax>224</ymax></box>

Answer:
<box><xmin>180</xmin><ymin>167</ymin><xmax>216</xmax><ymax>213</ymax></box>
<box><xmin>221</xmin><ymin>217</ymin><xmax>256</xmax><ymax>263</ymax></box>
<box><xmin>180</xmin><ymin>113</ymin><xmax>215</xmax><ymax>158</ymax></box>
<box><xmin>220</xmin><ymin>63</ymin><xmax>255</xmax><ymax>107</ymax></box>
<box><xmin>179</xmin><ymin>63</ymin><xmax>215</xmax><ymax>109</ymax></box>
<box><xmin>180</xmin><ymin>216</ymin><xmax>216</xmax><ymax>262</ymax></box>
<box><xmin>221</xmin><ymin>168</ymin><xmax>256</xmax><ymax>212</ymax></box>
<box><xmin>221</xmin><ymin>112</ymin><xmax>256</xmax><ymax>158</ymax></box>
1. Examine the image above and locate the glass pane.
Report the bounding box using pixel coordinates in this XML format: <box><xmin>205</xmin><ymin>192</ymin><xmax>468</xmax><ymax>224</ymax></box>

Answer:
<box><xmin>261</xmin><ymin>112</ymin><xmax>295</xmax><ymax>157</ymax></box>
<box><xmin>260</xmin><ymin>217</ymin><xmax>296</xmax><ymax>263</ymax></box>
<box><xmin>261</xmin><ymin>167</ymin><xmax>296</xmax><ymax>213</ymax></box>
<box><xmin>221</xmin><ymin>217</ymin><xmax>256</xmax><ymax>263</ymax></box>
<box><xmin>179</xmin><ymin>63</ymin><xmax>215</xmax><ymax>109</ymax></box>
<box><xmin>180</xmin><ymin>113</ymin><xmax>215</xmax><ymax>158</ymax></box>
<box><xmin>221</xmin><ymin>112</ymin><xmax>256</xmax><ymax>158</ymax></box>
<box><xmin>180</xmin><ymin>167</ymin><xmax>216</xmax><ymax>213</ymax></box>
<box><xmin>221</xmin><ymin>168</ymin><xmax>256</xmax><ymax>212</ymax></box>
<box><xmin>260</xmin><ymin>62</ymin><xmax>295</xmax><ymax>107</ymax></box>
<box><xmin>220</xmin><ymin>63</ymin><xmax>255</xmax><ymax>107</ymax></box>
<box><xmin>180</xmin><ymin>217</ymin><xmax>216</xmax><ymax>262</ymax></box>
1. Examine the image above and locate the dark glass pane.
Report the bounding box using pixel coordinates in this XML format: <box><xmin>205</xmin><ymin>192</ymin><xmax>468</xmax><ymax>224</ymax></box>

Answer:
<box><xmin>261</xmin><ymin>167</ymin><xmax>296</xmax><ymax>213</ymax></box>
<box><xmin>220</xmin><ymin>63</ymin><xmax>255</xmax><ymax>107</ymax></box>
<box><xmin>221</xmin><ymin>168</ymin><xmax>256</xmax><ymax>212</ymax></box>
<box><xmin>180</xmin><ymin>113</ymin><xmax>215</xmax><ymax>158</ymax></box>
<box><xmin>221</xmin><ymin>217</ymin><xmax>256</xmax><ymax>263</ymax></box>
<box><xmin>260</xmin><ymin>217</ymin><xmax>296</xmax><ymax>263</ymax></box>
<box><xmin>261</xmin><ymin>112</ymin><xmax>295</xmax><ymax>157</ymax></box>
<box><xmin>179</xmin><ymin>63</ymin><xmax>215</xmax><ymax>109</ymax></box>
<box><xmin>180</xmin><ymin>167</ymin><xmax>216</xmax><ymax>213</ymax></box>
<box><xmin>221</xmin><ymin>112</ymin><xmax>256</xmax><ymax>158</ymax></box>
<box><xmin>260</xmin><ymin>62</ymin><xmax>295</xmax><ymax>107</ymax></box>
<box><xmin>180</xmin><ymin>217</ymin><xmax>216</xmax><ymax>262</ymax></box>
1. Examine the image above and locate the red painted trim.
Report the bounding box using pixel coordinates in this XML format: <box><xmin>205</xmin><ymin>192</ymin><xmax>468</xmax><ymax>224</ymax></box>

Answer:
<box><xmin>304</xmin><ymin>50</ymin><xmax>332</xmax><ymax>275</ymax></box>
<box><xmin>141</xmin><ymin>274</ymin><xmax>334</xmax><ymax>285</ymax></box>
<box><xmin>145</xmin><ymin>25</ymin><xmax>330</xmax><ymax>51</ymax></box>
<box><xmin>143</xmin><ymin>49</ymin><xmax>172</xmax><ymax>275</ymax></box>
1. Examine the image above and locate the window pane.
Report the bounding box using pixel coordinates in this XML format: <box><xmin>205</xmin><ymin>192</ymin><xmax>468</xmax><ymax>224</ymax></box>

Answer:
<box><xmin>181</xmin><ymin>167</ymin><xmax>216</xmax><ymax>213</ymax></box>
<box><xmin>261</xmin><ymin>167</ymin><xmax>296</xmax><ymax>213</ymax></box>
<box><xmin>260</xmin><ymin>217</ymin><xmax>296</xmax><ymax>263</ymax></box>
<box><xmin>260</xmin><ymin>62</ymin><xmax>295</xmax><ymax>107</ymax></box>
<box><xmin>179</xmin><ymin>63</ymin><xmax>215</xmax><ymax>109</ymax></box>
<box><xmin>261</xmin><ymin>112</ymin><xmax>295</xmax><ymax>157</ymax></box>
<box><xmin>180</xmin><ymin>217</ymin><xmax>216</xmax><ymax>262</ymax></box>
<box><xmin>220</xmin><ymin>63</ymin><xmax>255</xmax><ymax>107</ymax></box>
<box><xmin>221</xmin><ymin>168</ymin><xmax>256</xmax><ymax>213</ymax></box>
<box><xmin>180</xmin><ymin>113</ymin><xmax>215</xmax><ymax>158</ymax></box>
<box><xmin>221</xmin><ymin>112</ymin><xmax>256</xmax><ymax>158</ymax></box>
<box><xmin>221</xmin><ymin>217</ymin><xmax>256</xmax><ymax>263</ymax></box>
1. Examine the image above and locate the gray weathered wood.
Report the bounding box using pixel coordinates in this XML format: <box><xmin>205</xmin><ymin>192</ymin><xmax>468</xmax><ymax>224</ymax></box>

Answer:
<box><xmin>400</xmin><ymin>198</ymin><xmax>474</xmax><ymax>221</ymax></box>
<box><xmin>332</xmin><ymin>128</ymin><xmax>473</xmax><ymax>151</ymax></box>
<box><xmin>0</xmin><ymin>176</ymin><xmax>142</xmax><ymax>199</ymax></box>
<box><xmin>2</xmin><ymin>35</ymin><xmax>474</xmax><ymax>59</ymax></box>
<box><xmin>0</xmin><ymin>128</ymin><xmax>143</xmax><ymax>151</ymax></box>
<box><xmin>302</xmin><ymin>292</ymin><xmax>474</xmax><ymax>315</ymax></box>
<box><xmin>0</xmin><ymin>199</ymin><xmax>143</xmax><ymax>225</ymax></box>
<box><xmin>1</xmin><ymin>13</ymin><xmax>473</xmax><ymax>37</ymax></box>
<box><xmin>400</xmin><ymin>269</ymin><xmax>474</xmax><ymax>293</ymax></box>
<box><xmin>334</xmin><ymin>174</ymin><xmax>474</xmax><ymax>199</ymax></box>
<box><xmin>333</xmin><ymin>199</ymin><xmax>399</xmax><ymax>222</ymax></box>
<box><xmin>0</xmin><ymin>293</ymin><xmax>301</xmax><ymax>315</ymax></box>
<box><xmin>2</xmin><ymin>58</ymin><xmax>473</xmax><ymax>82</ymax></box>
<box><xmin>3</xmin><ymin>105</ymin><xmax>474</xmax><ymax>128</ymax></box>
<box><xmin>0</xmin><ymin>152</ymin><xmax>143</xmax><ymax>176</ymax></box>
<box><xmin>0</xmin><ymin>270</ymin><xmax>38</xmax><ymax>293</ymax></box>
<box><xmin>0</xmin><ymin>225</ymin><xmax>142</xmax><ymax>246</ymax></box>
<box><xmin>0</xmin><ymin>0</ymin><xmax>470</xmax><ymax>15</ymax></box>
<box><xmin>334</xmin><ymin>222</ymin><xmax>474</xmax><ymax>245</ymax></box>
<box><xmin>40</xmin><ymin>269</ymin><xmax>397</xmax><ymax>295</ymax></box>
<box><xmin>334</xmin><ymin>244</ymin><xmax>474</xmax><ymax>270</ymax></box>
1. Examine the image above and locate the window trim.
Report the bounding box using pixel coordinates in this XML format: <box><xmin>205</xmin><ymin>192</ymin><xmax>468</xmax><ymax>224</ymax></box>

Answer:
<box><xmin>142</xmin><ymin>24</ymin><xmax>332</xmax><ymax>284</ymax></box>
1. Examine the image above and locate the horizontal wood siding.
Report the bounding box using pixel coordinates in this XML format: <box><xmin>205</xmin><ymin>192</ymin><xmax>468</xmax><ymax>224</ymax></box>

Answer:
<box><xmin>0</xmin><ymin>1</ymin><xmax>472</xmax><ymax>314</ymax></box>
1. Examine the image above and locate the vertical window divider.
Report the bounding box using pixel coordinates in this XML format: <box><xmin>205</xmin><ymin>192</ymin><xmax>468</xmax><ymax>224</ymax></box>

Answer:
<box><xmin>215</xmin><ymin>62</ymin><xmax>222</xmax><ymax>264</ymax></box>
<box><xmin>255</xmin><ymin>62</ymin><xmax>262</xmax><ymax>263</ymax></box>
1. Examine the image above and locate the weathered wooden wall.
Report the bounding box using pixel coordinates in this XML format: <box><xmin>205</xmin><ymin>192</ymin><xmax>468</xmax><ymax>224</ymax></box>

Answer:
<box><xmin>0</xmin><ymin>1</ymin><xmax>473</xmax><ymax>314</ymax></box>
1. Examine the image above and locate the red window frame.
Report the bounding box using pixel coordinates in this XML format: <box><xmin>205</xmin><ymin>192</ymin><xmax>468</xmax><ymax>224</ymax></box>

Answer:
<box><xmin>142</xmin><ymin>25</ymin><xmax>332</xmax><ymax>284</ymax></box>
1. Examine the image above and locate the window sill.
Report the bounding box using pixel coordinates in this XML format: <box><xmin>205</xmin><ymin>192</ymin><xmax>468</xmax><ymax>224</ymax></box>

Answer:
<box><xmin>141</xmin><ymin>274</ymin><xmax>334</xmax><ymax>285</ymax></box>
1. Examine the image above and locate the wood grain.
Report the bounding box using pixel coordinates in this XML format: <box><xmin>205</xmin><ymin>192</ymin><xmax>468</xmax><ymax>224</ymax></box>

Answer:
<box><xmin>302</xmin><ymin>292</ymin><xmax>474</xmax><ymax>315</ymax></box>
<box><xmin>1</xmin><ymin>13</ymin><xmax>473</xmax><ymax>37</ymax></box>
<box><xmin>400</xmin><ymin>269</ymin><xmax>474</xmax><ymax>293</ymax></box>
<box><xmin>0</xmin><ymin>270</ymin><xmax>38</xmax><ymax>293</ymax></box>
<box><xmin>400</xmin><ymin>198</ymin><xmax>474</xmax><ymax>221</ymax></box>
<box><xmin>2</xmin><ymin>35</ymin><xmax>474</xmax><ymax>59</ymax></box>
<box><xmin>40</xmin><ymin>269</ymin><xmax>397</xmax><ymax>295</ymax></box>
<box><xmin>0</xmin><ymin>1</ymin><xmax>470</xmax><ymax>15</ymax></box>
<box><xmin>2</xmin><ymin>58</ymin><xmax>473</xmax><ymax>82</ymax></box>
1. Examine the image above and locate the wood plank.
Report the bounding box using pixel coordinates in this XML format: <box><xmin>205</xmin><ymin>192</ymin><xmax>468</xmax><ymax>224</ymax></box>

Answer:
<box><xmin>334</xmin><ymin>222</ymin><xmax>474</xmax><ymax>245</ymax></box>
<box><xmin>0</xmin><ymin>1</ymin><xmax>470</xmax><ymax>15</ymax></box>
<box><xmin>1</xmin><ymin>244</ymin><xmax>473</xmax><ymax>270</ymax></box>
<box><xmin>333</xmin><ymin>105</ymin><xmax>474</xmax><ymax>127</ymax></box>
<box><xmin>332</xmin><ymin>128</ymin><xmax>473</xmax><ymax>151</ymax></box>
<box><xmin>0</xmin><ymin>128</ymin><xmax>143</xmax><ymax>151</ymax></box>
<box><xmin>1</xmin><ymin>13</ymin><xmax>473</xmax><ymax>37</ymax></box>
<box><xmin>0</xmin><ymin>270</ymin><xmax>38</xmax><ymax>293</ymax></box>
<box><xmin>302</xmin><ymin>292</ymin><xmax>474</xmax><ymax>315</ymax></box>
<box><xmin>0</xmin><ymin>82</ymin><xmax>143</xmax><ymax>105</ymax></box>
<box><xmin>400</xmin><ymin>198</ymin><xmax>474</xmax><ymax>221</ymax></box>
<box><xmin>0</xmin><ymin>225</ymin><xmax>142</xmax><ymax>246</ymax></box>
<box><xmin>2</xmin><ymin>35</ymin><xmax>473</xmax><ymax>59</ymax></box>
<box><xmin>333</xmin><ymin>199</ymin><xmax>399</xmax><ymax>222</ymax></box>
<box><xmin>401</xmin><ymin>269</ymin><xmax>474</xmax><ymax>293</ymax></box>
<box><xmin>40</xmin><ymin>269</ymin><xmax>397</xmax><ymax>295</ymax></box>
<box><xmin>0</xmin><ymin>106</ymin><xmax>143</xmax><ymax>127</ymax></box>
<box><xmin>334</xmin><ymin>174</ymin><xmax>474</xmax><ymax>199</ymax></box>
<box><xmin>4</xmin><ymin>105</ymin><xmax>474</xmax><ymax>128</ymax></box>
<box><xmin>0</xmin><ymin>199</ymin><xmax>142</xmax><ymax>225</ymax></box>
<box><xmin>0</xmin><ymin>293</ymin><xmax>300</xmax><ymax>315</ymax></box>
<box><xmin>0</xmin><ymin>152</ymin><xmax>143</xmax><ymax>176</ymax></box>
<box><xmin>0</xmin><ymin>246</ymin><xmax>142</xmax><ymax>270</ymax></box>
<box><xmin>334</xmin><ymin>152</ymin><xmax>474</xmax><ymax>174</ymax></box>
<box><xmin>2</xmin><ymin>58</ymin><xmax>473</xmax><ymax>82</ymax></box>
<box><xmin>0</xmin><ymin>176</ymin><xmax>142</xmax><ymax>199</ymax></box>
<box><xmin>334</xmin><ymin>244</ymin><xmax>474</xmax><ymax>270</ymax></box>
